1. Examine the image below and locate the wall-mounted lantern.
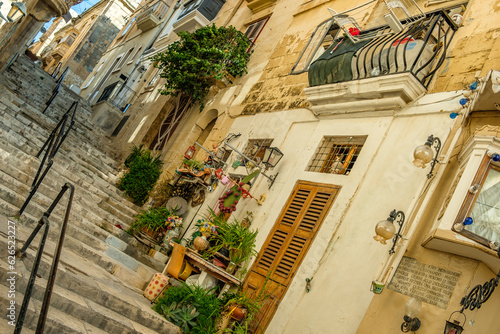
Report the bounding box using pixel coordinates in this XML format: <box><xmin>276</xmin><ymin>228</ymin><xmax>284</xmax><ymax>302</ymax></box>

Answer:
<box><xmin>224</xmin><ymin>142</ymin><xmax>284</xmax><ymax>189</ymax></box>
<box><xmin>443</xmin><ymin>311</ymin><xmax>465</xmax><ymax>334</ymax></box>
<box><xmin>184</xmin><ymin>145</ymin><xmax>196</xmax><ymax>160</ymax></box>
<box><xmin>401</xmin><ymin>298</ymin><xmax>422</xmax><ymax>332</ymax></box>
<box><xmin>374</xmin><ymin>210</ymin><xmax>405</xmax><ymax>254</ymax></box>
<box><xmin>262</xmin><ymin>146</ymin><xmax>283</xmax><ymax>169</ymax></box>
<box><xmin>8</xmin><ymin>2</ymin><xmax>27</xmax><ymax>22</ymax></box>
<box><xmin>412</xmin><ymin>135</ymin><xmax>441</xmax><ymax>179</ymax></box>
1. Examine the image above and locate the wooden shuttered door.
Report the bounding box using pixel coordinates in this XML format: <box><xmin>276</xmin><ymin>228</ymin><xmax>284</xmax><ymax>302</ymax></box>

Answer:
<box><xmin>244</xmin><ymin>181</ymin><xmax>339</xmax><ymax>333</ymax></box>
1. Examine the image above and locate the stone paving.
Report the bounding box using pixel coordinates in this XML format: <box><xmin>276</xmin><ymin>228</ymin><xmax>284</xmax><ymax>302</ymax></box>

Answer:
<box><xmin>0</xmin><ymin>55</ymin><xmax>179</xmax><ymax>333</ymax></box>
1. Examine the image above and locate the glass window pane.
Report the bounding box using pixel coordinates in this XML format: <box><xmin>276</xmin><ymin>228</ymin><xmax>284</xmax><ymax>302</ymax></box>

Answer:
<box><xmin>465</xmin><ymin>168</ymin><xmax>500</xmax><ymax>243</ymax></box>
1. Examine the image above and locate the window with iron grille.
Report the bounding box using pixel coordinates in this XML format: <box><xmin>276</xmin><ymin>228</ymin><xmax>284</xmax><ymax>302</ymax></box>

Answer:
<box><xmin>307</xmin><ymin>136</ymin><xmax>366</xmax><ymax>175</ymax></box>
<box><xmin>242</xmin><ymin>139</ymin><xmax>273</xmax><ymax>163</ymax></box>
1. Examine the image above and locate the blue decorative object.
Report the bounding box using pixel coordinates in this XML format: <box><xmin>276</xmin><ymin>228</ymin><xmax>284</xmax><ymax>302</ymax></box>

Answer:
<box><xmin>450</xmin><ymin>112</ymin><xmax>458</xmax><ymax>119</ymax></box>
<box><xmin>470</xmin><ymin>81</ymin><xmax>478</xmax><ymax>90</ymax></box>
<box><xmin>459</xmin><ymin>98</ymin><xmax>469</xmax><ymax>106</ymax></box>
<box><xmin>463</xmin><ymin>217</ymin><xmax>473</xmax><ymax>225</ymax></box>
<box><xmin>492</xmin><ymin>153</ymin><xmax>500</xmax><ymax>162</ymax></box>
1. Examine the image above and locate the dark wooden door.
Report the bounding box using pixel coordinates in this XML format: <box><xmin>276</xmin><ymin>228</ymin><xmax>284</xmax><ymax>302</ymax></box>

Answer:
<box><xmin>243</xmin><ymin>181</ymin><xmax>340</xmax><ymax>333</ymax></box>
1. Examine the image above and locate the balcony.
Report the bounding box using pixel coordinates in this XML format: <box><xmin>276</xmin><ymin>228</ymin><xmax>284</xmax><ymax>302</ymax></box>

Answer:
<box><xmin>173</xmin><ymin>0</ymin><xmax>225</xmax><ymax>34</ymax></box>
<box><xmin>302</xmin><ymin>8</ymin><xmax>460</xmax><ymax>115</ymax></box>
<box><xmin>93</xmin><ymin>82</ymin><xmax>137</xmax><ymax>135</ymax></box>
<box><xmin>245</xmin><ymin>0</ymin><xmax>276</xmax><ymax>14</ymax></box>
<box><xmin>52</xmin><ymin>42</ymin><xmax>70</xmax><ymax>58</ymax></box>
<box><xmin>136</xmin><ymin>0</ymin><xmax>170</xmax><ymax>32</ymax></box>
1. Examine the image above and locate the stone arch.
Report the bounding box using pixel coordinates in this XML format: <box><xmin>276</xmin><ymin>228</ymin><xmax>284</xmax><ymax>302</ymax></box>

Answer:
<box><xmin>196</xmin><ymin>108</ymin><xmax>218</xmax><ymax>130</ymax></box>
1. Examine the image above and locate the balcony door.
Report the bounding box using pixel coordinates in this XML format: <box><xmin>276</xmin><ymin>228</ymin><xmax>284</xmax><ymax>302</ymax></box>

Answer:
<box><xmin>243</xmin><ymin>181</ymin><xmax>339</xmax><ymax>333</ymax></box>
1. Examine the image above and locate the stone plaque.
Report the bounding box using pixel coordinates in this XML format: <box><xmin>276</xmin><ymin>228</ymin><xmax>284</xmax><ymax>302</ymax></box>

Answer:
<box><xmin>388</xmin><ymin>257</ymin><xmax>460</xmax><ymax>309</ymax></box>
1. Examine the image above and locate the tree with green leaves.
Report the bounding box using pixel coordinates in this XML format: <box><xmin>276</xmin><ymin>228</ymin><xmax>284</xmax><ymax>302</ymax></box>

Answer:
<box><xmin>150</xmin><ymin>24</ymin><xmax>250</xmax><ymax>151</ymax></box>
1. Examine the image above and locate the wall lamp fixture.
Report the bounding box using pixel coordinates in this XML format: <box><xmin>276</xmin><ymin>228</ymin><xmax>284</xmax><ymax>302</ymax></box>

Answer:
<box><xmin>374</xmin><ymin>210</ymin><xmax>405</xmax><ymax>254</ymax></box>
<box><xmin>443</xmin><ymin>311</ymin><xmax>466</xmax><ymax>334</ymax></box>
<box><xmin>224</xmin><ymin>142</ymin><xmax>283</xmax><ymax>189</ymax></box>
<box><xmin>7</xmin><ymin>1</ymin><xmax>26</xmax><ymax>22</ymax></box>
<box><xmin>412</xmin><ymin>135</ymin><xmax>441</xmax><ymax>179</ymax></box>
<box><xmin>402</xmin><ymin>298</ymin><xmax>422</xmax><ymax>332</ymax></box>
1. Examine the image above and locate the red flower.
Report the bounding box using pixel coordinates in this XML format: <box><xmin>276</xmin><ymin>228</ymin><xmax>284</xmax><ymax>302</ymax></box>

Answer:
<box><xmin>348</xmin><ymin>27</ymin><xmax>360</xmax><ymax>36</ymax></box>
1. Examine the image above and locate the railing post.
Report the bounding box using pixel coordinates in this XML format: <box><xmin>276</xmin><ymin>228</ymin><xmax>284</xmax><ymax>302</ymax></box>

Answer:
<box><xmin>15</xmin><ymin>183</ymin><xmax>75</xmax><ymax>334</ymax></box>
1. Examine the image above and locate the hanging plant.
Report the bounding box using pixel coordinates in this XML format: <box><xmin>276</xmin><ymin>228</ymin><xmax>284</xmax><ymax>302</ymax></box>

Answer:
<box><xmin>218</xmin><ymin>171</ymin><xmax>259</xmax><ymax>214</ymax></box>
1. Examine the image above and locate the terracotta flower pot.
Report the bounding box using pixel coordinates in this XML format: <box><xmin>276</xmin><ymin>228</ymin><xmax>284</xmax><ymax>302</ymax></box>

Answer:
<box><xmin>229</xmin><ymin>305</ymin><xmax>246</xmax><ymax>322</ymax></box>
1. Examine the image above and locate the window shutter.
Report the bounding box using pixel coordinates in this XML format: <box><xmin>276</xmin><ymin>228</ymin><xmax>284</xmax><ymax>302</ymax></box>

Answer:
<box><xmin>244</xmin><ymin>17</ymin><xmax>269</xmax><ymax>52</ymax></box>
<box><xmin>253</xmin><ymin>182</ymin><xmax>338</xmax><ymax>285</ymax></box>
<box><xmin>244</xmin><ymin>181</ymin><xmax>339</xmax><ymax>334</ymax></box>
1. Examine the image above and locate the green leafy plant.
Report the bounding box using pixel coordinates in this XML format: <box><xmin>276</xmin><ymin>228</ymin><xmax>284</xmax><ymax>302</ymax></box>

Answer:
<box><xmin>152</xmin><ymin>24</ymin><xmax>250</xmax><ymax>108</ymax></box>
<box><xmin>119</xmin><ymin>145</ymin><xmax>163</xmax><ymax>205</ymax></box>
<box><xmin>128</xmin><ymin>207</ymin><xmax>173</xmax><ymax>235</ymax></box>
<box><xmin>149</xmin><ymin>25</ymin><xmax>250</xmax><ymax>151</ymax></box>
<box><xmin>215</xmin><ymin>219</ymin><xmax>258</xmax><ymax>266</ymax></box>
<box><xmin>183</xmin><ymin>158</ymin><xmax>205</xmax><ymax>170</ymax></box>
<box><xmin>172</xmin><ymin>304</ymin><xmax>199</xmax><ymax>333</ymax></box>
<box><xmin>154</xmin><ymin>283</ymin><xmax>229</xmax><ymax>334</ymax></box>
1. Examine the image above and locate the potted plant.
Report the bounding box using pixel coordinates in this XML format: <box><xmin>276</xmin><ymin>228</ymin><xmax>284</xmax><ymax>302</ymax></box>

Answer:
<box><xmin>128</xmin><ymin>207</ymin><xmax>174</xmax><ymax>242</ymax></box>
<box><xmin>215</xmin><ymin>219</ymin><xmax>258</xmax><ymax>274</ymax></box>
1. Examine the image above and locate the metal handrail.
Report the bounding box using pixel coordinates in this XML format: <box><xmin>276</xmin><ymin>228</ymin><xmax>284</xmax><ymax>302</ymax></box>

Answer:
<box><xmin>50</xmin><ymin>62</ymin><xmax>62</xmax><ymax>78</ymax></box>
<box><xmin>14</xmin><ymin>183</ymin><xmax>75</xmax><ymax>334</ymax></box>
<box><xmin>43</xmin><ymin>66</ymin><xmax>69</xmax><ymax>114</ymax></box>
<box><xmin>19</xmin><ymin>101</ymin><xmax>78</xmax><ymax>216</ymax></box>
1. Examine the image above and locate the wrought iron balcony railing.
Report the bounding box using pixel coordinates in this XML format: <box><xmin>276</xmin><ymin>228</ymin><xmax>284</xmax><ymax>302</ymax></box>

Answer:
<box><xmin>297</xmin><ymin>8</ymin><xmax>460</xmax><ymax>89</ymax></box>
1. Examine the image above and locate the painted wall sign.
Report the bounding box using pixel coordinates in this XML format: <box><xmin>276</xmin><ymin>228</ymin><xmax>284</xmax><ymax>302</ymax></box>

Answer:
<box><xmin>388</xmin><ymin>257</ymin><xmax>461</xmax><ymax>309</ymax></box>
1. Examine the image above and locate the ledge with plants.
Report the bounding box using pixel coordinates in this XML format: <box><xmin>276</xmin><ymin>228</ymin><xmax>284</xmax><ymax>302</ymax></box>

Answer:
<box><xmin>128</xmin><ymin>207</ymin><xmax>182</xmax><ymax>248</ymax></box>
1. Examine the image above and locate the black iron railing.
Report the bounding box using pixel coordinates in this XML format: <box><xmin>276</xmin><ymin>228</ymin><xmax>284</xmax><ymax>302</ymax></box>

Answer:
<box><xmin>19</xmin><ymin>101</ymin><xmax>78</xmax><ymax>216</ymax></box>
<box><xmin>350</xmin><ymin>10</ymin><xmax>457</xmax><ymax>88</ymax></box>
<box><xmin>42</xmin><ymin>66</ymin><xmax>69</xmax><ymax>114</ymax></box>
<box><xmin>50</xmin><ymin>62</ymin><xmax>62</xmax><ymax>78</ymax></box>
<box><xmin>15</xmin><ymin>183</ymin><xmax>75</xmax><ymax>334</ymax></box>
<box><xmin>305</xmin><ymin>9</ymin><xmax>459</xmax><ymax>89</ymax></box>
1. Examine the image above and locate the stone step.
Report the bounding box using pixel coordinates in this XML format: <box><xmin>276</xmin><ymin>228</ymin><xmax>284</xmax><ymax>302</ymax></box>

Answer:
<box><xmin>0</xmin><ymin>140</ymin><xmax>138</xmax><ymax>227</ymax></box>
<box><xmin>0</xmin><ymin>104</ymin><xmax>120</xmax><ymax>177</ymax></box>
<box><xmin>0</xmin><ymin>75</ymin><xmax>117</xmax><ymax>158</ymax></box>
<box><xmin>0</xmin><ymin>221</ymin><xmax>178</xmax><ymax>333</ymax></box>
<box><xmin>0</xmin><ymin>285</ymin><xmax>109</xmax><ymax>334</ymax></box>
<box><xmin>0</xmin><ymin>171</ymin><xmax>163</xmax><ymax>273</ymax></box>
<box><xmin>0</xmin><ymin>196</ymin><xmax>158</xmax><ymax>290</ymax></box>
<box><xmin>0</xmin><ymin>261</ymin><xmax>173</xmax><ymax>334</ymax></box>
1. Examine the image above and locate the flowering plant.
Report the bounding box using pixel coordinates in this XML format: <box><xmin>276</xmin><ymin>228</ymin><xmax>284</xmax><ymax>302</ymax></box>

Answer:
<box><xmin>198</xmin><ymin>220</ymin><xmax>219</xmax><ymax>237</ymax></box>
<box><xmin>348</xmin><ymin>27</ymin><xmax>360</xmax><ymax>36</ymax></box>
<box><xmin>166</xmin><ymin>215</ymin><xmax>183</xmax><ymax>230</ymax></box>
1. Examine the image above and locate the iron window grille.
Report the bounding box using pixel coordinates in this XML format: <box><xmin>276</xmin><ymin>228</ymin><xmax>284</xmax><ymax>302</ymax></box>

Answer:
<box><xmin>307</xmin><ymin>136</ymin><xmax>366</xmax><ymax>175</ymax></box>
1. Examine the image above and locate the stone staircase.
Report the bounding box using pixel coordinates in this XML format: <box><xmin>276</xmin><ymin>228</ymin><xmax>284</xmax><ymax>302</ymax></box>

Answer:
<box><xmin>0</xmin><ymin>56</ymin><xmax>178</xmax><ymax>333</ymax></box>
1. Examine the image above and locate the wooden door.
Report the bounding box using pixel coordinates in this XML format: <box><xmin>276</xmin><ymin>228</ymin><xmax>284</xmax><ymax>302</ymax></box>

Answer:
<box><xmin>243</xmin><ymin>181</ymin><xmax>340</xmax><ymax>333</ymax></box>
